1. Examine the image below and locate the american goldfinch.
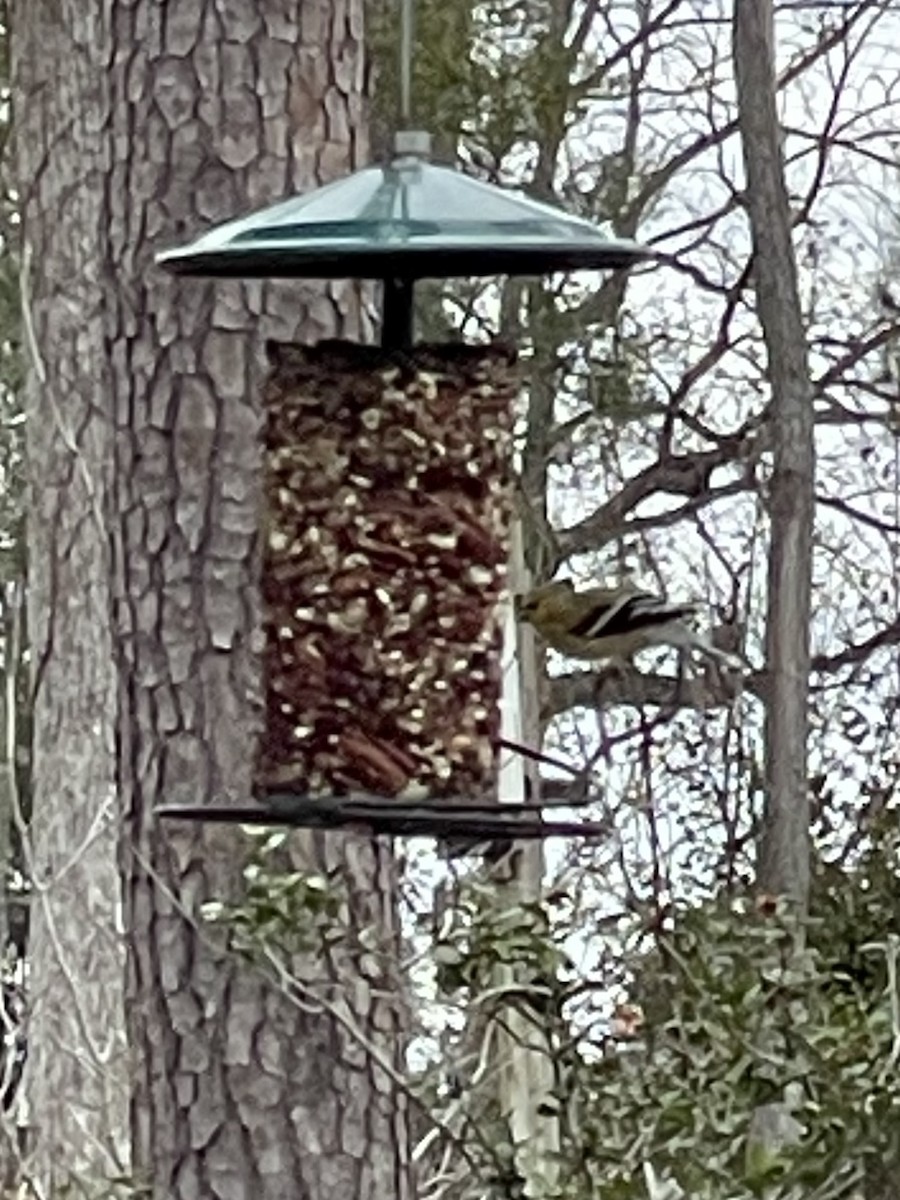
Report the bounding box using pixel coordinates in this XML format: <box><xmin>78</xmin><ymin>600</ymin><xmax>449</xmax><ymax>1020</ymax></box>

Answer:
<box><xmin>515</xmin><ymin>579</ymin><xmax>742</xmax><ymax>669</ymax></box>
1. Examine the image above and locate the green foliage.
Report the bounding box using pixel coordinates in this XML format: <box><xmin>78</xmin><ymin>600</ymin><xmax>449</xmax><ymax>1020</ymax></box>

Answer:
<box><xmin>400</xmin><ymin>852</ymin><xmax>900</xmax><ymax>1200</ymax></box>
<box><xmin>811</xmin><ymin>813</ymin><xmax>900</xmax><ymax>1002</ymax></box>
<box><xmin>201</xmin><ymin>829</ymin><xmax>343</xmax><ymax>960</ymax></box>
<box><xmin>432</xmin><ymin>875</ymin><xmax>569</xmax><ymax>1000</ymax></box>
<box><xmin>543</xmin><ymin>876</ymin><xmax>899</xmax><ymax>1200</ymax></box>
<box><xmin>220</xmin><ymin>817</ymin><xmax>900</xmax><ymax>1199</ymax></box>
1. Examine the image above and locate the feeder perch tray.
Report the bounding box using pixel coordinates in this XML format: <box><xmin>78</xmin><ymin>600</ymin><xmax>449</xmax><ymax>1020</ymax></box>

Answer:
<box><xmin>155</xmin><ymin>794</ymin><xmax>610</xmax><ymax>842</ymax></box>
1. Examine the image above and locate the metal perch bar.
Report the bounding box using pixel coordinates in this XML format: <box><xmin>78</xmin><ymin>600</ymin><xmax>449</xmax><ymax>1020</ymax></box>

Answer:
<box><xmin>155</xmin><ymin>796</ymin><xmax>610</xmax><ymax>841</ymax></box>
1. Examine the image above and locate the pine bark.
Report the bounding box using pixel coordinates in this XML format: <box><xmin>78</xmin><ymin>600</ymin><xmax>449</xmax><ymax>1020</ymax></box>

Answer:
<box><xmin>15</xmin><ymin>1</ymin><xmax>414</xmax><ymax>1196</ymax></box>
<box><xmin>12</xmin><ymin>0</ymin><xmax>128</xmax><ymax>1183</ymax></box>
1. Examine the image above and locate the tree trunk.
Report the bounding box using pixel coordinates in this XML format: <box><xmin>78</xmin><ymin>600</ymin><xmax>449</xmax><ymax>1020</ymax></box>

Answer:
<box><xmin>15</xmin><ymin>0</ymin><xmax>413</xmax><ymax>1196</ymax></box>
<box><xmin>734</xmin><ymin>0</ymin><xmax>813</xmax><ymax>909</ymax></box>
<box><xmin>734</xmin><ymin>4</ymin><xmax>815</xmax><ymax>1183</ymax></box>
<box><xmin>12</xmin><ymin>0</ymin><xmax>128</xmax><ymax>1185</ymax></box>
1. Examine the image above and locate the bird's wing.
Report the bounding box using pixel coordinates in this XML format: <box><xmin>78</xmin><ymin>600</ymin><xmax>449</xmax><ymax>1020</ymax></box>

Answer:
<box><xmin>627</xmin><ymin>593</ymin><xmax>699</xmax><ymax>624</ymax></box>
<box><xmin>568</xmin><ymin>588</ymin><xmax>652</xmax><ymax>639</ymax></box>
<box><xmin>571</xmin><ymin>590</ymin><xmax>697</xmax><ymax>641</ymax></box>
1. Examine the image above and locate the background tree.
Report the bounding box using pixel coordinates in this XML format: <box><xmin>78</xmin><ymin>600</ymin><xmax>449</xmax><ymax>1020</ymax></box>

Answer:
<box><xmin>735</xmin><ymin>0</ymin><xmax>814</xmax><ymax>910</ymax></box>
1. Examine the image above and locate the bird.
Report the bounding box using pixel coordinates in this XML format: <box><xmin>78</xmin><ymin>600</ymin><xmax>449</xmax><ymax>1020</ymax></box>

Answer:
<box><xmin>515</xmin><ymin>579</ymin><xmax>742</xmax><ymax>669</ymax></box>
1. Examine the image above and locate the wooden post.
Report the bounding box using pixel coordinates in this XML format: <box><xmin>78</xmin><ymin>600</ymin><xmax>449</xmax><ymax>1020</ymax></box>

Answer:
<box><xmin>494</xmin><ymin>519</ymin><xmax>560</xmax><ymax>1196</ymax></box>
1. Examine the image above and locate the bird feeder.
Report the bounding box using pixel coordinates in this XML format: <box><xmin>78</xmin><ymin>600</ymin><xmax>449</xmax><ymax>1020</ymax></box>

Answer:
<box><xmin>154</xmin><ymin>131</ymin><xmax>648</xmax><ymax>840</ymax></box>
<box><xmin>158</xmin><ymin>130</ymin><xmax>645</xmax><ymax>349</ymax></box>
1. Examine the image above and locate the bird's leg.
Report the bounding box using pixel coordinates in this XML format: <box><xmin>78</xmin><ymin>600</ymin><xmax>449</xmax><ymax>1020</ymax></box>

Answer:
<box><xmin>674</xmin><ymin>647</ymin><xmax>690</xmax><ymax>703</ymax></box>
<box><xmin>600</xmin><ymin>654</ymin><xmax>632</xmax><ymax>683</ymax></box>
<box><xmin>664</xmin><ymin>624</ymin><xmax>744</xmax><ymax>673</ymax></box>
<box><xmin>692</xmin><ymin>634</ymin><xmax>744</xmax><ymax>672</ymax></box>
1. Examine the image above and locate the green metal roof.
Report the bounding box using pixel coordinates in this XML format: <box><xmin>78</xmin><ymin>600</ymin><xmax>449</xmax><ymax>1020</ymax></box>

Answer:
<box><xmin>156</xmin><ymin>148</ymin><xmax>647</xmax><ymax>280</ymax></box>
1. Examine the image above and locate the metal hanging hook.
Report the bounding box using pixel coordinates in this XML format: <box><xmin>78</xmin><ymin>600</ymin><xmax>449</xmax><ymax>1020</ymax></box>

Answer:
<box><xmin>400</xmin><ymin>0</ymin><xmax>413</xmax><ymax>127</ymax></box>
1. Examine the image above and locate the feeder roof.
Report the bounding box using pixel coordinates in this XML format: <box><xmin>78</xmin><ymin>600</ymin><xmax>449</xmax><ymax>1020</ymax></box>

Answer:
<box><xmin>157</xmin><ymin>151</ymin><xmax>648</xmax><ymax>280</ymax></box>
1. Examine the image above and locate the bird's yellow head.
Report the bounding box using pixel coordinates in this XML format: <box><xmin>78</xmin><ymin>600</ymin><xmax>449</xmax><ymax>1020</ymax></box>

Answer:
<box><xmin>515</xmin><ymin>580</ymin><xmax>575</xmax><ymax>625</ymax></box>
